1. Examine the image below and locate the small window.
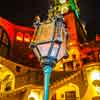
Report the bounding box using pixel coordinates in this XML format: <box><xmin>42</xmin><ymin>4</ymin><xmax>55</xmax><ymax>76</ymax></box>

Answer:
<box><xmin>24</xmin><ymin>33</ymin><xmax>31</xmax><ymax>43</ymax></box>
<box><xmin>5</xmin><ymin>82</ymin><xmax>11</xmax><ymax>91</ymax></box>
<box><xmin>63</xmin><ymin>61</ymin><xmax>74</xmax><ymax>71</ymax></box>
<box><xmin>65</xmin><ymin>91</ymin><xmax>76</xmax><ymax>100</ymax></box>
<box><xmin>92</xmin><ymin>96</ymin><xmax>100</xmax><ymax>100</ymax></box>
<box><xmin>16</xmin><ymin>66</ymin><xmax>21</xmax><ymax>72</ymax></box>
<box><xmin>0</xmin><ymin>26</ymin><xmax>10</xmax><ymax>57</ymax></box>
<box><xmin>29</xmin><ymin>97</ymin><xmax>35</xmax><ymax>100</ymax></box>
<box><xmin>16</xmin><ymin>32</ymin><xmax>23</xmax><ymax>42</ymax></box>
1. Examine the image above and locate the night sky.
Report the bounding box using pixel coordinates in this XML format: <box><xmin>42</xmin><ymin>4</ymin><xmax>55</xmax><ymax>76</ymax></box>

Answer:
<box><xmin>0</xmin><ymin>0</ymin><xmax>99</xmax><ymax>35</ymax></box>
<box><xmin>0</xmin><ymin>0</ymin><xmax>49</xmax><ymax>26</ymax></box>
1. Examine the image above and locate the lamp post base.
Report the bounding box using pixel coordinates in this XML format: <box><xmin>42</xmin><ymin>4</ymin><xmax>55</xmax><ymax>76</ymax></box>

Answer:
<box><xmin>43</xmin><ymin>65</ymin><xmax>52</xmax><ymax>100</ymax></box>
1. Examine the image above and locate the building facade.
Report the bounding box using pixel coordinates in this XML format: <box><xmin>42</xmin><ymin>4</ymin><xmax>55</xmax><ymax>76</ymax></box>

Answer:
<box><xmin>0</xmin><ymin>11</ymin><xmax>100</xmax><ymax>100</ymax></box>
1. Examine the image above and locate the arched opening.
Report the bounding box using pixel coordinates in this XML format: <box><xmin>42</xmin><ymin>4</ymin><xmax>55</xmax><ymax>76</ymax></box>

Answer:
<box><xmin>28</xmin><ymin>97</ymin><xmax>35</xmax><ymax>100</ymax></box>
<box><xmin>55</xmin><ymin>83</ymin><xmax>80</xmax><ymax>100</ymax></box>
<box><xmin>51</xmin><ymin>93</ymin><xmax>56</xmax><ymax>100</ymax></box>
<box><xmin>0</xmin><ymin>26</ymin><xmax>10</xmax><ymax>57</ymax></box>
<box><xmin>0</xmin><ymin>64</ymin><xmax>15</xmax><ymax>93</ymax></box>
<box><xmin>23</xmin><ymin>88</ymin><xmax>43</xmax><ymax>100</ymax></box>
<box><xmin>64</xmin><ymin>83</ymin><xmax>80</xmax><ymax>100</ymax></box>
<box><xmin>28</xmin><ymin>90</ymin><xmax>39</xmax><ymax>100</ymax></box>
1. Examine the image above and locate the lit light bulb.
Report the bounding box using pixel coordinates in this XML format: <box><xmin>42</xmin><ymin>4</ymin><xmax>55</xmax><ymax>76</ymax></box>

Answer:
<box><xmin>91</xmin><ymin>70</ymin><xmax>100</xmax><ymax>81</ymax></box>
<box><xmin>59</xmin><ymin>0</ymin><xmax>66</xmax><ymax>4</ymax></box>
<box><xmin>28</xmin><ymin>91</ymin><xmax>39</xmax><ymax>100</ymax></box>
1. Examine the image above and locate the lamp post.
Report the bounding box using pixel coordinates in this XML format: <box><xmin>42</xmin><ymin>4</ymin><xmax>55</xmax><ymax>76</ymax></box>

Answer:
<box><xmin>30</xmin><ymin>9</ymin><xmax>67</xmax><ymax>100</ymax></box>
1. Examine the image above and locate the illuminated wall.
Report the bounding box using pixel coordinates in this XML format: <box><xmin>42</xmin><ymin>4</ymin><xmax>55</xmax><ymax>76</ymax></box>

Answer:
<box><xmin>56</xmin><ymin>83</ymin><xmax>80</xmax><ymax>100</ymax></box>
<box><xmin>0</xmin><ymin>17</ymin><xmax>41</xmax><ymax>68</ymax></box>
<box><xmin>82</xmin><ymin>63</ymin><xmax>100</xmax><ymax>100</ymax></box>
<box><xmin>0</xmin><ymin>64</ymin><xmax>15</xmax><ymax>93</ymax></box>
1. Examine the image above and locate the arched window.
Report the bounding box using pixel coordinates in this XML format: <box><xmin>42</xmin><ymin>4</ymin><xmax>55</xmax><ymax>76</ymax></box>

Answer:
<box><xmin>65</xmin><ymin>91</ymin><xmax>76</xmax><ymax>100</ymax></box>
<box><xmin>0</xmin><ymin>64</ymin><xmax>15</xmax><ymax>93</ymax></box>
<box><xmin>0</xmin><ymin>26</ymin><xmax>10</xmax><ymax>57</ymax></box>
<box><xmin>5</xmin><ymin>81</ymin><xmax>12</xmax><ymax>91</ymax></box>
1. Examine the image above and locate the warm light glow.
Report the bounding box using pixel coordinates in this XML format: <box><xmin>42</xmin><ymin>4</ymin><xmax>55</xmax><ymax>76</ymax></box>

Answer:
<box><xmin>54</xmin><ymin>61</ymin><xmax>64</xmax><ymax>71</ymax></box>
<box><xmin>61</xmin><ymin>6</ymin><xmax>69</xmax><ymax>14</ymax></box>
<box><xmin>68</xmin><ymin>47</ymin><xmax>80</xmax><ymax>60</ymax></box>
<box><xmin>0</xmin><ymin>64</ymin><xmax>15</xmax><ymax>92</ymax></box>
<box><xmin>96</xmin><ymin>86</ymin><xmax>100</xmax><ymax>94</ymax></box>
<box><xmin>0</xmin><ymin>64</ymin><xmax>4</xmax><ymax>68</ymax></box>
<box><xmin>28</xmin><ymin>91</ymin><xmax>39</xmax><ymax>100</ymax></box>
<box><xmin>24</xmin><ymin>33</ymin><xmax>31</xmax><ymax>43</ymax></box>
<box><xmin>96</xmin><ymin>34</ymin><xmax>100</xmax><ymax>41</ymax></box>
<box><xmin>56</xmin><ymin>83</ymin><xmax>80</xmax><ymax>100</ymax></box>
<box><xmin>16</xmin><ymin>32</ymin><xmax>23</xmax><ymax>42</ymax></box>
<box><xmin>60</xmin><ymin>64</ymin><xmax>63</xmax><ymax>68</ymax></box>
<box><xmin>91</xmin><ymin>70</ymin><xmax>100</xmax><ymax>81</ymax></box>
<box><xmin>59</xmin><ymin>0</ymin><xmax>66</xmax><ymax>4</ymax></box>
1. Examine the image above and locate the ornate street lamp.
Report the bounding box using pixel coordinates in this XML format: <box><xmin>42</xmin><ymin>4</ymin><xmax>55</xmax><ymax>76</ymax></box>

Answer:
<box><xmin>30</xmin><ymin>10</ymin><xmax>68</xmax><ymax>100</ymax></box>
<box><xmin>51</xmin><ymin>0</ymin><xmax>80</xmax><ymax>19</ymax></box>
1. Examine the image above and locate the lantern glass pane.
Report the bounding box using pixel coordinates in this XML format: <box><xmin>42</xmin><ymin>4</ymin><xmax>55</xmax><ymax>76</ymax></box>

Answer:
<box><xmin>50</xmin><ymin>43</ymin><xmax>59</xmax><ymax>57</ymax></box>
<box><xmin>34</xmin><ymin>21</ymin><xmax>55</xmax><ymax>43</ymax></box>
<box><xmin>37</xmin><ymin>43</ymin><xmax>51</xmax><ymax>57</ymax></box>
